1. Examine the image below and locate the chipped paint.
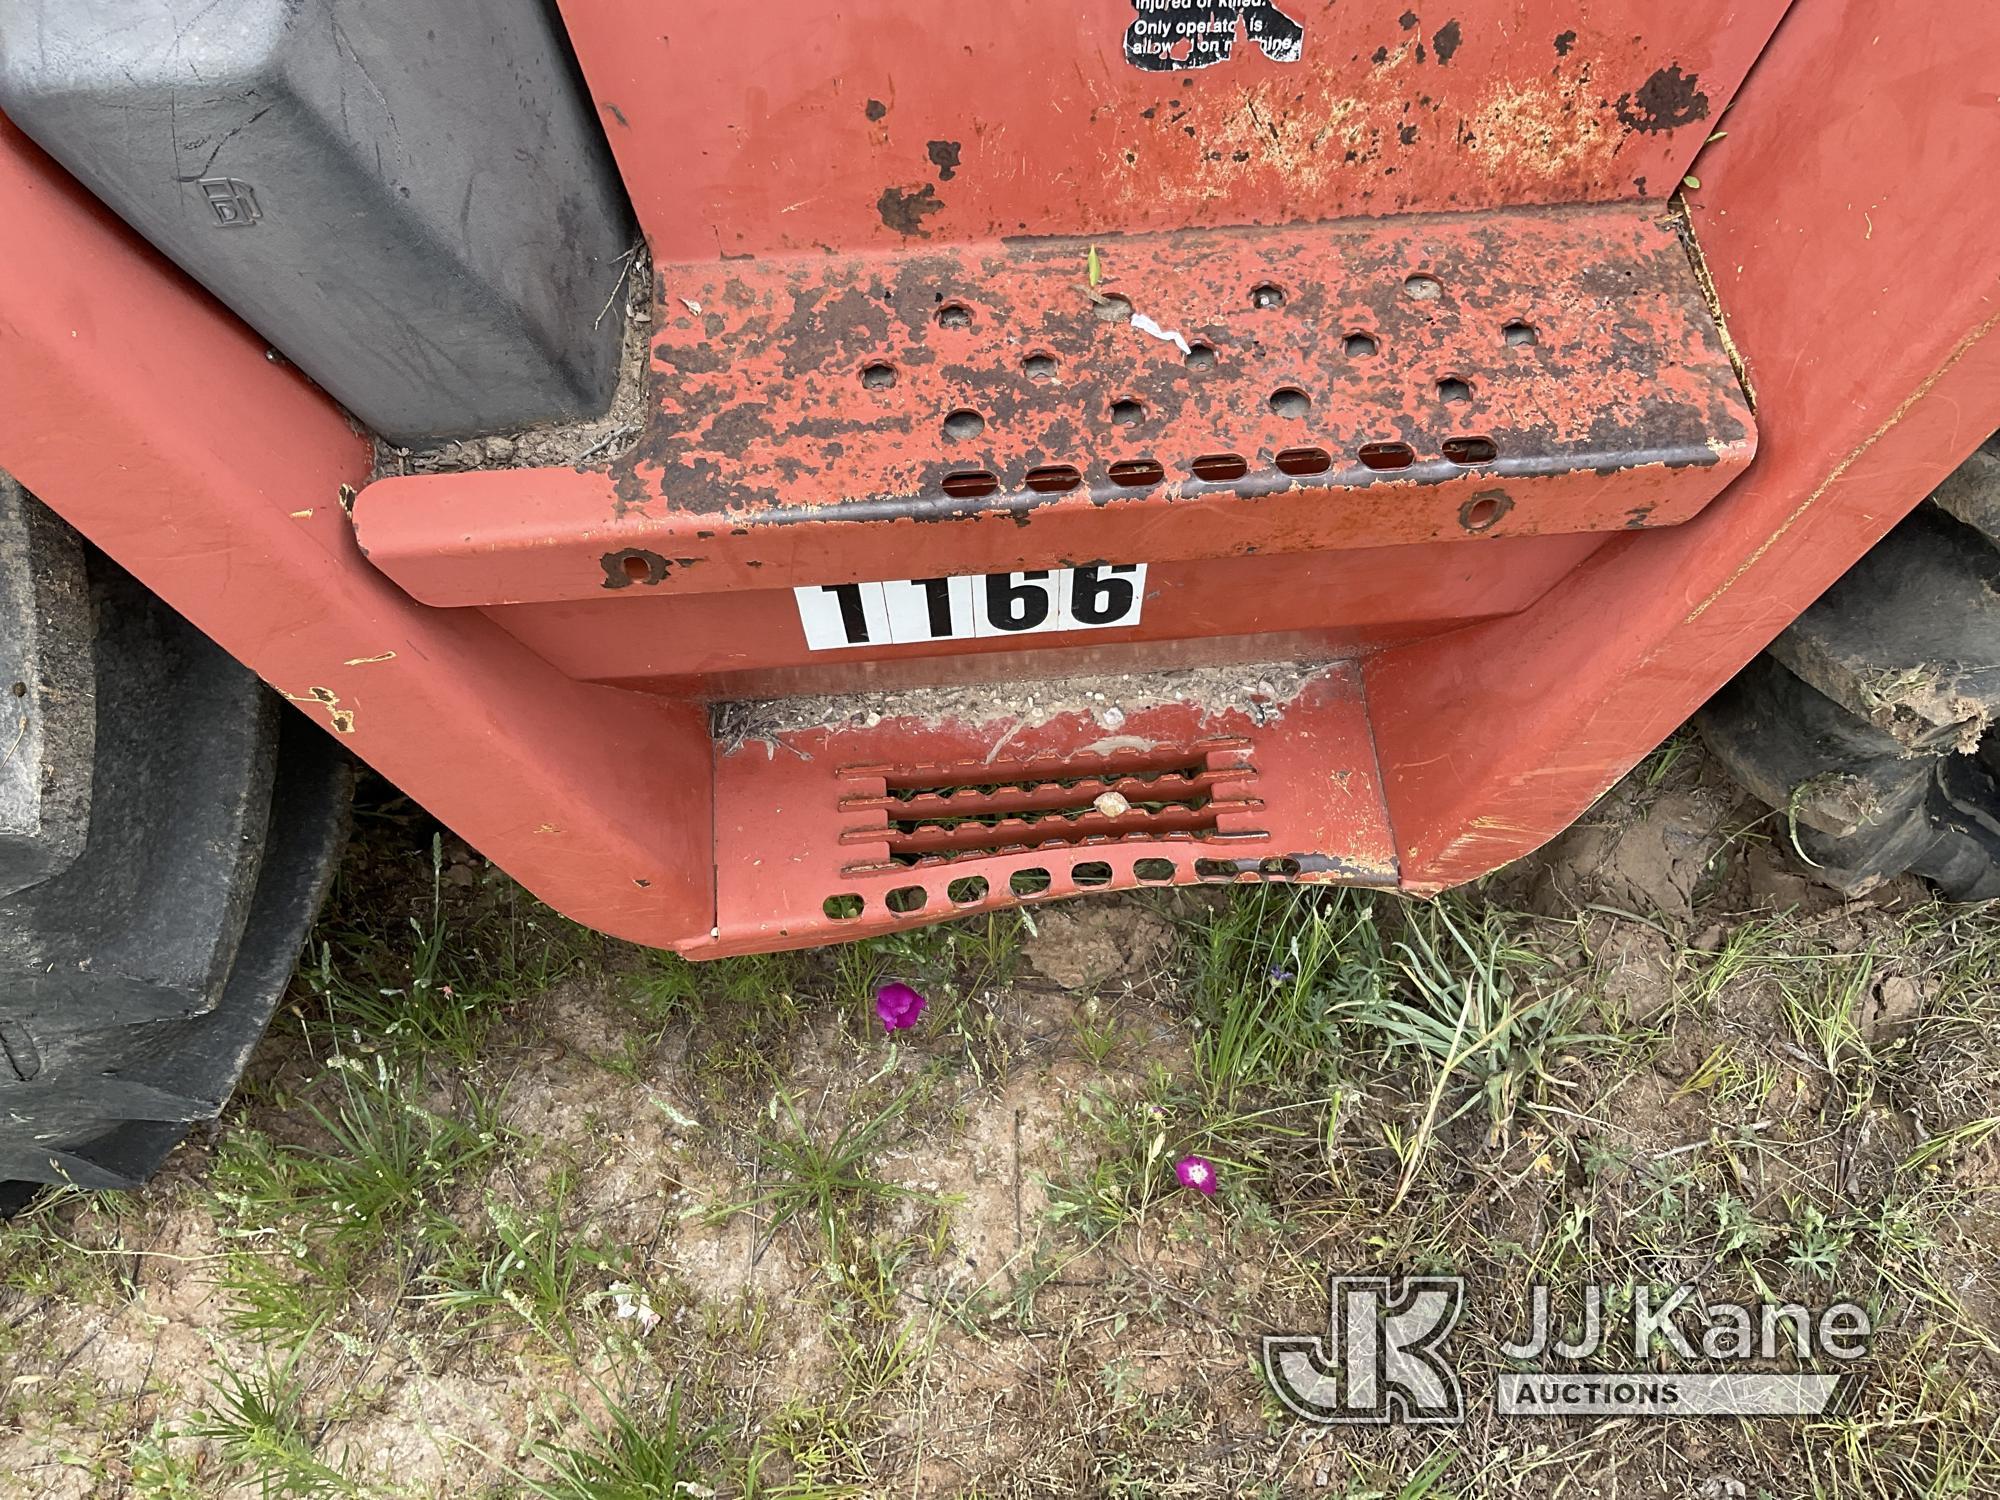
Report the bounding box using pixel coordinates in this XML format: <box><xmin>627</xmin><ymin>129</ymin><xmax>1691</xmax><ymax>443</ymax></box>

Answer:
<box><xmin>1459</xmin><ymin>74</ymin><xmax>1620</xmax><ymax>187</ymax></box>
<box><xmin>286</xmin><ymin>685</ymin><xmax>355</xmax><ymax>734</ymax></box>
<box><xmin>610</xmin><ymin>203</ymin><xmax>1749</xmax><ymax>522</ymax></box>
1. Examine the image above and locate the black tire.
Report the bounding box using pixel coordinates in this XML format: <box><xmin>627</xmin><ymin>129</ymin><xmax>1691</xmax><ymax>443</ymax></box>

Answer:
<box><xmin>0</xmin><ymin>476</ymin><xmax>349</xmax><ymax>1209</ymax></box>
<box><xmin>1699</xmin><ymin>435</ymin><xmax>2000</xmax><ymax>899</ymax></box>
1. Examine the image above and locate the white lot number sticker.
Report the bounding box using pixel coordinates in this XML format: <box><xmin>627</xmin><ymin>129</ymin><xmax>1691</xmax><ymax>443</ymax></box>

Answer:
<box><xmin>794</xmin><ymin>564</ymin><xmax>1146</xmax><ymax>651</ymax></box>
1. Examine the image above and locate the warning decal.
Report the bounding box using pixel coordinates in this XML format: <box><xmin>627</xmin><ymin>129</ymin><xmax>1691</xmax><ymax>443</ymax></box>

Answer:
<box><xmin>1123</xmin><ymin>0</ymin><xmax>1305</xmax><ymax>72</ymax></box>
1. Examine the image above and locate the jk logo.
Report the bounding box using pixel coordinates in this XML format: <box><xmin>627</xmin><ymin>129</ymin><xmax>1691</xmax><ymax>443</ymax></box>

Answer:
<box><xmin>1262</xmin><ymin>1275</ymin><xmax>1465</xmax><ymax>1425</ymax></box>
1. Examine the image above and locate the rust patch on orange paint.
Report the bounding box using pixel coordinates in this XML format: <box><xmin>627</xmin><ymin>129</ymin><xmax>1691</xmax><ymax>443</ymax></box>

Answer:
<box><xmin>1100</xmin><ymin>52</ymin><xmax>1636</xmax><ymax>224</ymax></box>
<box><xmin>1459</xmin><ymin>69</ymin><xmax>1623</xmax><ymax>191</ymax></box>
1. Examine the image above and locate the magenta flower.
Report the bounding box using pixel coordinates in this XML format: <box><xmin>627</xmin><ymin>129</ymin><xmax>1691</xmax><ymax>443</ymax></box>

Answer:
<box><xmin>874</xmin><ymin>980</ymin><xmax>927</xmax><ymax>1032</ymax></box>
<box><xmin>1175</xmin><ymin>1154</ymin><xmax>1218</xmax><ymax>1196</ymax></box>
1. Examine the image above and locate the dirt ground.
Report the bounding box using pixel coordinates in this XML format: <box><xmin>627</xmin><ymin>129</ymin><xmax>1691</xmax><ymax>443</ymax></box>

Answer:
<box><xmin>2</xmin><ymin>738</ymin><xmax>1997</xmax><ymax>1498</ymax></box>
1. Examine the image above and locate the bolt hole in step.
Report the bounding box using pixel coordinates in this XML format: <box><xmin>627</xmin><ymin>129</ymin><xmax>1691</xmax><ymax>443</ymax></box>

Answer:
<box><xmin>1260</xmin><ymin>856</ymin><xmax>1302</xmax><ymax>877</ymax></box>
<box><xmin>1442</xmin><ymin>435</ymin><xmax>1499</xmax><ymax>465</ymax></box>
<box><xmin>936</xmin><ymin>301</ymin><xmax>974</xmax><ymax>329</ymax></box>
<box><xmin>942</xmin><ymin>408</ymin><xmax>986</xmax><ymax>440</ymax></box>
<box><xmin>1073</xmin><ymin>861</ymin><xmax>1115</xmax><ymax>888</ymax></box>
<box><xmin>885</xmin><ymin>885</ymin><xmax>928</xmax><ymax>913</ymax></box>
<box><xmin>943</xmin><ymin>469</ymin><xmax>1000</xmax><ymax>497</ymax></box>
<box><xmin>1503</xmin><ymin>320</ymin><xmax>1538</xmax><ymax>346</ymax></box>
<box><xmin>1250</xmin><ymin>282</ymin><xmax>1287</xmax><ymax>309</ymax></box>
<box><xmin>1134</xmin><ymin>857</ymin><xmax>1177</xmax><ymax>882</ymax></box>
<box><xmin>823</xmin><ymin>893</ymin><xmax>865</xmax><ymax>919</ymax></box>
<box><xmin>1344</xmin><ymin>331</ymin><xmax>1379</xmax><ymax>358</ymax></box>
<box><xmin>1460</xmin><ymin>492</ymin><xmax>1508</xmax><ymax>532</ymax></box>
<box><xmin>1022</xmin><ymin>352</ymin><xmax>1058</xmax><ymax>382</ymax></box>
<box><xmin>1276</xmin><ymin>446</ymin><xmax>1332</xmax><ymax>476</ymax></box>
<box><xmin>1194</xmin><ymin>858</ymin><xmax>1240</xmax><ymax>881</ymax></box>
<box><xmin>1108</xmin><ymin>459</ymin><xmax>1166</xmax><ymax>489</ymax></box>
<box><xmin>620</xmin><ymin>554</ymin><xmax>652</xmax><ymax>583</ymax></box>
<box><xmin>948</xmin><ymin>875</ymin><xmax>989</xmax><ymax>904</ymax></box>
<box><xmin>1011</xmin><ymin>867</ymin><xmax>1053</xmax><ymax>897</ymax></box>
<box><xmin>1404</xmin><ymin>273</ymin><xmax>1443</xmax><ymax>301</ymax></box>
<box><xmin>1094</xmin><ymin>293</ymin><xmax>1134</xmax><ymax>323</ymax></box>
<box><xmin>1184</xmin><ymin>342</ymin><xmax>1218</xmax><ymax>370</ymax></box>
<box><xmin>1025</xmin><ymin>464</ymin><xmax>1082</xmax><ymax>493</ymax></box>
<box><xmin>860</xmin><ymin>362</ymin><xmax>897</xmax><ymax>389</ymax></box>
<box><xmin>1191</xmin><ymin>453</ymin><xmax>1249</xmax><ymax>481</ymax></box>
<box><xmin>1268</xmin><ymin>386</ymin><xmax>1311</xmax><ymax>419</ymax></box>
<box><xmin>1436</xmin><ymin>377</ymin><xmax>1473</xmax><ymax>404</ymax></box>
<box><xmin>1358</xmin><ymin>441</ymin><xmax>1417</xmax><ymax>471</ymax></box>
<box><xmin>1110</xmin><ymin>398</ymin><xmax>1147</xmax><ymax>426</ymax></box>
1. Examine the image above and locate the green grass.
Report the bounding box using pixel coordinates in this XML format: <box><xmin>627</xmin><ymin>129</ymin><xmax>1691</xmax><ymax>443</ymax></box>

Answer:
<box><xmin>421</xmin><ymin>1167</ymin><xmax>637</xmax><ymax>1350</ymax></box>
<box><xmin>1184</xmin><ymin>884</ymin><xmax>1383</xmax><ymax>1103</ymax></box>
<box><xmin>718</xmin><ymin>1077</ymin><xmax>938</xmax><ymax>1253</ymax></box>
<box><xmin>180</xmin><ymin>1346</ymin><xmax>355</xmax><ymax>1498</ymax></box>
<box><xmin>300</xmin><ymin>831</ymin><xmax>602</xmax><ymax>1068</ymax></box>
<box><xmin>524</xmin><ymin>1388</ymin><xmax>717</xmax><ymax>1500</ymax></box>
<box><xmin>209</xmin><ymin>1055</ymin><xmax>507</xmax><ymax>1335</ymax></box>
<box><xmin>10</xmin><ymin>780</ymin><xmax>2000</xmax><ymax>1499</ymax></box>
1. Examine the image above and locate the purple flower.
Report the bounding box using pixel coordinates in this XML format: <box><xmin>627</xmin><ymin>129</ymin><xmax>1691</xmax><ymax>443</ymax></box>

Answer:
<box><xmin>874</xmin><ymin>981</ymin><xmax>927</xmax><ymax>1032</ymax></box>
<box><xmin>1175</xmin><ymin>1154</ymin><xmax>1218</xmax><ymax>1197</ymax></box>
<box><xmin>1268</xmin><ymin>965</ymin><xmax>1295</xmax><ymax>984</ymax></box>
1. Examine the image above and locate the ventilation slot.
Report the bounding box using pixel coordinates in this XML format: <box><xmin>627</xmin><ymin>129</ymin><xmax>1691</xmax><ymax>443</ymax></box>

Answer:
<box><xmin>839</xmin><ymin>748</ymin><xmax>1263</xmax><ymax>868</ymax></box>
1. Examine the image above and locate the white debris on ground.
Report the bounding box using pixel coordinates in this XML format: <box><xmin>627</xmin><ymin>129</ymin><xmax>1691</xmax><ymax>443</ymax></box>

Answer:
<box><xmin>609</xmin><ymin>1283</ymin><xmax>661</xmax><ymax>1336</ymax></box>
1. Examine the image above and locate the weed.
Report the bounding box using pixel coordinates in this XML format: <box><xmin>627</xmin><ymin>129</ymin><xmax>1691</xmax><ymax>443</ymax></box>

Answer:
<box><xmin>1187</xmin><ymin>886</ymin><xmax>1384</xmax><ymax>1104</ymax></box>
<box><xmin>181</xmin><ymin>1345</ymin><xmax>354</xmax><ymax>1498</ymax></box>
<box><xmin>128</xmin><ymin>1421</ymin><xmax>205</xmax><ymax>1499</ymax></box>
<box><xmin>1901</xmin><ymin>1114</ymin><xmax>2000</xmax><ymax>1172</ymax></box>
<box><xmin>304</xmin><ymin>833</ymin><xmax>599</xmax><ymax>1067</ymax></box>
<box><xmin>1360</xmin><ymin>900</ymin><xmax>1607</xmax><ymax>1201</ymax></box>
<box><xmin>210</xmin><ymin>1055</ymin><xmax>506</xmax><ymax>1332</ymax></box>
<box><xmin>422</xmin><ymin>1167</ymin><xmax>633</xmax><ymax>1348</ymax></box>
<box><xmin>526</xmin><ymin>1388</ymin><xmax>717</xmax><ymax>1500</ymax></box>
<box><xmin>719</xmin><ymin>1078</ymin><xmax>937</xmax><ymax>1251</ymax></box>
<box><xmin>1784</xmin><ymin>1200</ymin><xmax>1855</xmax><ymax>1281</ymax></box>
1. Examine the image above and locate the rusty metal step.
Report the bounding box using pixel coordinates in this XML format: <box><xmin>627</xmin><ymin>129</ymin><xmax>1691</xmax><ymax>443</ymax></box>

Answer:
<box><xmin>352</xmin><ymin>200</ymin><xmax>1755</xmax><ymax>610</ymax></box>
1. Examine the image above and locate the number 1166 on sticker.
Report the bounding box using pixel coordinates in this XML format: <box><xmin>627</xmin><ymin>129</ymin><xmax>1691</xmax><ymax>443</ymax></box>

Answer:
<box><xmin>794</xmin><ymin>564</ymin><xmax>1147</xmax><ymax>651</ymax></box>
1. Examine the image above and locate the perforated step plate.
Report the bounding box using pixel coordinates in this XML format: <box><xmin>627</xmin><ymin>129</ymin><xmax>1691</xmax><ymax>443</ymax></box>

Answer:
<box><xmin>695</xmin><ymin>662</ymin><xmax>1391</xmax><ymax>956</ymax></box>
<box><xmin>354</xmin><ymin>201</ymin><xmax>1755</xmax><ymax>609</ymax></box>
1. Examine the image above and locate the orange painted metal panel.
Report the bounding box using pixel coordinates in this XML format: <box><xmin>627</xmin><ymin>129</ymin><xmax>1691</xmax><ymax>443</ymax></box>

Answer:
<box><xmin>559</xmin><ymin>0</ymin><xmax>1785</xmax><ymax>257</ymax></box>
<box><xmin>475</xmin><ymin>535</ymin><xmax>1604</xmax><ymax>694</ymax></box>
<box><xmin>1368</xmin><ymin>0</ymin><xmax>2000</xmax><ymax>888</ymax></box>
<box><xmin>7</xmin><ymin>0</ymin><xmax>1992</xmax><ymax>962</ymax></box>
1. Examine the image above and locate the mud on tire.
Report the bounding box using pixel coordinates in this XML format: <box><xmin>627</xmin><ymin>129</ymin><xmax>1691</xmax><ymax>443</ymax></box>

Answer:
<box><xmin>1699</xmin><ymin>434</ymin><xmax>2000</xmax><ymax>900</ymax></box>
